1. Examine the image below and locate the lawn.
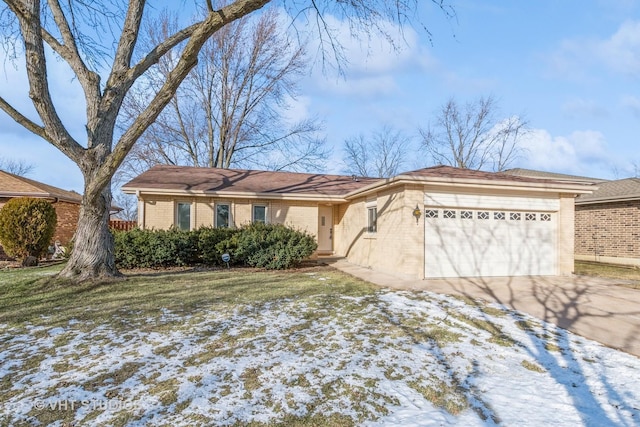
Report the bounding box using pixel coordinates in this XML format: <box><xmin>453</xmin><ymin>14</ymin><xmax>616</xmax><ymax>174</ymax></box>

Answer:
<box><xmin>574</xmin><ymin>261</ymin><xmax>640</xmax><ymax>289</ymax></box>
<box><xmin>1</xmin><ymin>264</ymin><xmax>639</xmax><ymax>426</ymax></box>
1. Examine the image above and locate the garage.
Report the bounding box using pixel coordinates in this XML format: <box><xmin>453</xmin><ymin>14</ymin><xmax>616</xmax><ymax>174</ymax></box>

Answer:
<box><xmin>424</xmin><ymin>192</ymin><xmax>558</xmax><ymax>278</ymax></box>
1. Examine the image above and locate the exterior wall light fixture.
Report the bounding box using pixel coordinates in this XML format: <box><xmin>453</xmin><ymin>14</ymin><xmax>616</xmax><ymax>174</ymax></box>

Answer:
<box><xmin>412</xmin><ymin>204</ymin><xmax>421</xmax><ymax>224</ymax></box>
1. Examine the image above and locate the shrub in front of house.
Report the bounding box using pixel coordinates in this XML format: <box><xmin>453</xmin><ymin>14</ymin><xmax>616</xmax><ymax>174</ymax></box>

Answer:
<box><xmin>114</xmin><ymin>227</ymin><xmax>198</xmax><ymax>268</ymax></box>
<box><xmin>233</xmin><ymin>223</ymin><xmax>318</xmax><ymax>269</ymax></box>
<box><xmin>0</xmin><ymin>197</ymin><xmax>57</xmax><ymax>265</ymax></box>
<box><xmin>113</xmin><ymin>223</ymin><xmax>316</xmax><ymax>269</ymax></box>
<box><xmin>196</xmin><ymin>226</ymin><xmax>240</xmax><ymax>266</ymax></box>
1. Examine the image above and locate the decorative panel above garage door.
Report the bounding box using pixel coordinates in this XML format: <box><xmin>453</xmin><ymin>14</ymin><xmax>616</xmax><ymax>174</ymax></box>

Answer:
<box><xmin>424</xmin><ymin>205</ymin><xmax>557</xmax><ymax>278</ymax></box>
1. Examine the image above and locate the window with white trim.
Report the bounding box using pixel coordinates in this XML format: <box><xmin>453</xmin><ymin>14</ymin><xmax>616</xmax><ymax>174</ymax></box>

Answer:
<box><xmin>253</xmin><ymin>205</ymin><xmax>267</xmax><ymax>223</ymax></box>
<box><xmin>216</xmin><ymin>203</ymin><xmax>230</xmax><ymax>228</ymax></box>
<box><xmin>176</xmin><ymin>202</ymin><xmax>192</xmax><ymax>230</ymax></box>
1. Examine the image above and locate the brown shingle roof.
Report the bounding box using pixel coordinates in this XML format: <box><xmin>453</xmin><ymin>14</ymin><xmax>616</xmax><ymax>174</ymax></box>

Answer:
<box><xmin>0</xmin><ymin>170</ymin><xmax>82</xmax><ymax>204</ymax></box>
<box><xmin>399</xmin><ymin>165</ymin><xmax>568</xmax><ymax>185</ymax></box>
<box><xmin>122</xmin><ymin>165</ymin><xmax>379</xmax><ymax>197</ymax></box>
<box><xmin>576</xmin><ymin>178</ymin><xmax>640</xmax><ymax>203</ymax></box>
<box><xmin>503</xmin><ymin>168</ymin><xmax>607</xmax><ymax>183</ymax></box>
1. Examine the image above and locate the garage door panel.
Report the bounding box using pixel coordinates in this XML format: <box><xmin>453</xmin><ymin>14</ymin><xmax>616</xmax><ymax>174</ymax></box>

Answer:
<box><xmin>425</xmin><ymin>208</ymin><xmax>556</xmax><ymax>278</ymax></box>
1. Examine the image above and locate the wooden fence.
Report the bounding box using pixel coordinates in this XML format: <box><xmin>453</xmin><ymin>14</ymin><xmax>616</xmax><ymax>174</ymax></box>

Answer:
<box><xmin>109</xmin><ymin>220</ymin><xmax>137</xmax><ymax>231</ymax></box>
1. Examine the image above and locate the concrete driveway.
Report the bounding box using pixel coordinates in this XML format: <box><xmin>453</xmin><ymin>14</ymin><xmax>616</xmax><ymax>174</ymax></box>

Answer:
<box><xmin>330</xmin><ymin>260</ymin><xmax>640</xmax><ymax>358</ymax></box>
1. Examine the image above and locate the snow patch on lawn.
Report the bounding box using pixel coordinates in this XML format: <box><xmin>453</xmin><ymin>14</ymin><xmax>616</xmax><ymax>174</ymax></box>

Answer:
<box><xmin>0</xmin><ymin>290</ymin><xmax>638</xmax><ymax>426</ymax></box>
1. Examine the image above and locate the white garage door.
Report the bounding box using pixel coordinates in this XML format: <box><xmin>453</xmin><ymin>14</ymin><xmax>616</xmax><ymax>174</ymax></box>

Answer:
<box><xmin>424</xmin><ymin>195</ymin><xmax>558</xmax><ymax>278</ymax></box>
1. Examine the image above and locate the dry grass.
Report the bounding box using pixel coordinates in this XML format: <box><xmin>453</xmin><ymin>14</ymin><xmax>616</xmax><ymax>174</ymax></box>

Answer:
<box><xmin>574</xmin><ymin>261</ymin><xmax>640</xmax><ymax>289</ymax></box>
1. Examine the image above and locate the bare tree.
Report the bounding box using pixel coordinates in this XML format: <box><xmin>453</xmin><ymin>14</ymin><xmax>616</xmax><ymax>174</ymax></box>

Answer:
<box><xmin>420</xmin><ymin>96</ymin><xmax>528</xmax><ymax>172</ymax></box>
<box><xmin>343</xmin><ymin>126</ymin><xmax>411</xmax><ymax>178</ymax></box>
<box><xmin>118</xmin><ymin>8</ymin><xmax>327</xmax><ymax>180</ymax></box>
<box><xmin>0</xmin><ymin>158</ymin><xmax>33</xmax><ymax>176</ymax></box>
<box><xmin>0</xmin><ymin>0</ymin><xmax>452</xmax><ymax>282</ymax></box>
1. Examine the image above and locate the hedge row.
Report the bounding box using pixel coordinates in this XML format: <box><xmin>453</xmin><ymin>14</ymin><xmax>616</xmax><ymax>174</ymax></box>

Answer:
<box><xmin>113</xmin><ymin>223</ymin><xmax>317</xmax><ymax>270</ymax></box>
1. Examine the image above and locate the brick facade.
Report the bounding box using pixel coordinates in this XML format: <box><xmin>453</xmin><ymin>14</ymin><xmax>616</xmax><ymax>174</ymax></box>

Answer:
<box><xmin>575</xmin><ymin>200</ymin><xmax>640</xmax><ymax>260</ymax></box>
<box><xmin>52</xmin><ymin>200</ymin><xmax>80</xmax><ymax>246</ymax></box>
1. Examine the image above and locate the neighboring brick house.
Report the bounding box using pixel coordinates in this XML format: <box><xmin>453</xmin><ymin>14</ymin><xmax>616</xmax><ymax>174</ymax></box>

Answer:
<box><xmin>574</xmin><ymin>178</ymin><xmax>640</xmax><ymax>267</ymax></box>
<box><xmin>0</xmin><ymin>170</ymin><xmax>83</xmax><ymax>259</ymax></box>
<box><xmin>123</xmin><ymin>165</ymin><xmax>593</xmax><ymax>279</ymax></box>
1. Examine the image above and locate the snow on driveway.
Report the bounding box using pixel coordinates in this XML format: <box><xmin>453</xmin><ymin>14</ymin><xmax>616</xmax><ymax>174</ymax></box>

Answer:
<box><xmin>1</xmin><ymin>285</ymin><xmax>638</xmax><ymax>426</ymax></box>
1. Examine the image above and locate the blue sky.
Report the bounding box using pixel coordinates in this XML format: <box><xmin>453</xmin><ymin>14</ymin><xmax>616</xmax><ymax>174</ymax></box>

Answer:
<box><xmin>1</xmin><ymin>0</ymin><xmax>639</xmax><ymax>193</ymax></box>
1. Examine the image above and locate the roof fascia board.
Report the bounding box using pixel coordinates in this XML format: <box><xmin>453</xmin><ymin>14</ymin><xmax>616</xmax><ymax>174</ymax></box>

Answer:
<box><xmin>122</xmin><ymin>187</ymin><xmax>348</xmax><ymax>203</ymax></box>
<box><xmin>345</xmin><ymin>175</ymin><xmax>595</xmax><ymax>199</ymax></box>
<box><xmin>576</xmin><ymin>194</ymin><xmax>640</xmax><ymax>205</ymax></box>
<box><xmin>0</xmin><ymin>192</ymin><xmax>82</xmax><ymax>203</ymax></box>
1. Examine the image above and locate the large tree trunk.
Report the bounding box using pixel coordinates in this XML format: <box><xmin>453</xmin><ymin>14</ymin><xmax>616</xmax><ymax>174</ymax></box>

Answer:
<box><xmin>59</xmin><ymin>185</ymin><xmax>121</xmax><ymax>281</ymax></box>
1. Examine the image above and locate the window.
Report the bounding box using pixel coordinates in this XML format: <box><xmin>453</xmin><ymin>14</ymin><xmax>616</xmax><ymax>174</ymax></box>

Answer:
<box><xmin>461</xmin><ymin>211</ymin><xmax>473</xmax><ymax>219</ymax></box>
<box><xmin>216</xmin><ymin>203</ymin><xmax>230</xmax><ymax>228</ymax></box>
<box><xmin>541</xmin><ymin>213</ymin><xmax>551</xmax><ymax>222</ymax></box>
<box><xmin>510</xmin><ymin>212</ymin><xmax>521</xmax><ymax>221</ymax></box>
<box><xmin>367</xmin><ymin>207</ymin><xmax>377</xmax><ymax>233</ymax></box>
<box><xmin>478</xmin><ymin>211</ymin><xmax>490</xmax><ymax>220</ymax></box>
<box><xmin>525</xmin><ymin>213</ymin><xmax>536</xmax><ymax>221</ymax></box>
<box><xmin>253</xmin><ymin>205</ymin><xmax>267</xmax><ymax>223</ymax></box>
<box><xmin>176</xmin><ymin>202</ymin><xmax>191</xmax><ymax>230</ymax></box>
<box><xmin>443</xmin><ymin>210</ymin><xmax>456</xmax><ymax>219</ymax></box>
<box><xmin>425</xmin><ymin>209</ymin><xmax>438</xmax><ymax>218</ymax></box>
<box><xmin>494</xmin><ymin>212</ymin><xmax>505</xmax><ymax>220</ymax></box>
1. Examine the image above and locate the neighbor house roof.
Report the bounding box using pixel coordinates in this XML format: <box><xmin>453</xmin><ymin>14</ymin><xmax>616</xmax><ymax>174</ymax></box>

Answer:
<box><xmin>576</xmin><ymin>178</ymin><xmax>640</xmax><ymax>205</ymax></box>
<box><xmin>123</xmin><ymin>164</ymin><xmax>595</xmax><ymax>201</ymax></box>
<box><xmin>503</xmin><ymin>168</ymin><xmax>607</xmax><ymax>184</ymax></box>
<box><xmin>122</xmin><ymin>165</ymin><xmax>379</xmax><ymax>201</ymax></box>
<box><xmin>0</xmin><ymin>169</ymin><xmax>83</xmax><ymax>204</ymax></box>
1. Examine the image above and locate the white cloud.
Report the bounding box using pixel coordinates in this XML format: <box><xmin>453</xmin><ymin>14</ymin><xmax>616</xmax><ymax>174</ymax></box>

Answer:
<box><xmin>596</xmin><ymin>20</ymin><xmax>640</xmax><ymax>74</ymax></box>
<box><xmin>306</xmin><ymin>14</ymin><xmax>436</xmax><ymax>98</ymax></box>
<box><xmin>548</xmin><ymin>20</ymin><xmax>640</xmax><ymax>78</ymax></box>
<box><xmin>518</xmin><ymin>129</ymin><xmax>615</xmax><ymax>178</ymax></box>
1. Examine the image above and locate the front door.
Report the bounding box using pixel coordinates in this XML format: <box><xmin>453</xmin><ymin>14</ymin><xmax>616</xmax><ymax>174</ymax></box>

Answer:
<box><xmin>317</xmin><ymin>205</ymin><xmax>333</xmax><ymax>253</ymax></box>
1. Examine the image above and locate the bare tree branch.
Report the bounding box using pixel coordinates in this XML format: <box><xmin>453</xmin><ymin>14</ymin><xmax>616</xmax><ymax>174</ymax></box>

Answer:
<box><xmin>6</xmin><ymin>0</ymin><xmax>84</xmax><ymax>163</ymax></box>
<box><xmin>420</xmin><ymin>96</ymin><xmax>528</xmax><ymax>172</ymax></box>
<box><xmin>343</xmin><ymin>125</ymin><xmax>411</xmax><ymax>178</ymax></box>
<box><xmin>118</xmin><ymin>5</ymin><xmax>326</xmax><ymax>176</ymax></box>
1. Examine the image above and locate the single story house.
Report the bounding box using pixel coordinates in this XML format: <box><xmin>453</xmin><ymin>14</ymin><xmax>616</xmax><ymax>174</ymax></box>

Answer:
<box><xmin>0</xmin><ymin>170</ymin><xmax>83</xmax><ymax>259</ymax></box>
<box><xmin>574</xmin><ymin>178</ymin><xmax>640</xmax><ymax>267</ymax></box>
<box><xmin>122</xmin><ymin>165</ymin><xmax>594</xmax><ymax>279</ymax></box>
